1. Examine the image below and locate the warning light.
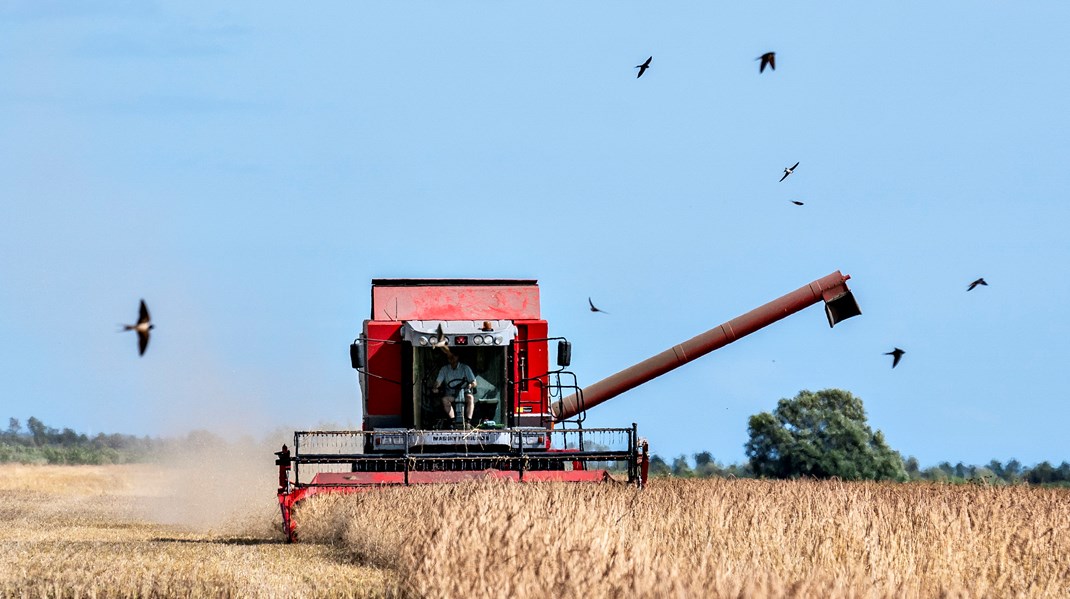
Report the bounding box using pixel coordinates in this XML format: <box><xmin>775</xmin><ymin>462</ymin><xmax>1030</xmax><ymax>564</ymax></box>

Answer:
<box><xmin>454</xmin><ymin>335</ymin><xmax>468</xmax><ymax>345</ymax></box>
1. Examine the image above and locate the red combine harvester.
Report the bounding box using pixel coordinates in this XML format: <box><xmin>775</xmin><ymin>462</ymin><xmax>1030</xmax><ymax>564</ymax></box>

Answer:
<box><xmin>276</xmin><ymin>273</ymin><xmax>861</xmax><ymax>541</ymax></box>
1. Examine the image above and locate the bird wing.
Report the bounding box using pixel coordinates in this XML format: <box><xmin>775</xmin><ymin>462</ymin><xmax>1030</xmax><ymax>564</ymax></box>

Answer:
<box><xmin>137</xmin><ymin>330</ymin><xmax>150</xmax><ymax>356</ymax></box>
<box><xmin>588</xmin><ymin>297</ymin><xmax>596</xmax><ymax>311</ymax></box>
<box><xmin>779</xmin><ymin>171</ymin><xmax>790</xmax><ymax>182</ymax></box>
<box><xmin>769</xmin><ymin>54</ymin><xmax>775</xmax><ymax>70</ymax></box>
<box><xmin>643</xmin><ymin>56</ymin><xmax>652</xmax><ymax>67</ymax></box>
<box><xmin>791</xmin><ymin>161</ymin><xmax>799</xmax><ymax>170</ymax></box>
<box><xmin>885</xmin><ymin>348</ymin><xmax>904</xmax><ymax>368</ymax></box>
<box><xmin>138</xmin><ymin>300</ymin><xmax>151</xmax><ymax>325</ymax></box>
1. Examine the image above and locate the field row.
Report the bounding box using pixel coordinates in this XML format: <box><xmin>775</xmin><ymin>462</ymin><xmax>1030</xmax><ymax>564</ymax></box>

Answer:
<box><xmin>3</xmin><ymin>465</ymin><xmax>1068</xmax><ymax>598</ymax></box>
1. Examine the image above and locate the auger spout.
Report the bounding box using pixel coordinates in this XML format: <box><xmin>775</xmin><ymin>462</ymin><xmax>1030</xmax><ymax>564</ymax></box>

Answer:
<box><xmin>552</xmin><ymin>271</ymin><xmax>860</xmax><ymax>421</ymax></box>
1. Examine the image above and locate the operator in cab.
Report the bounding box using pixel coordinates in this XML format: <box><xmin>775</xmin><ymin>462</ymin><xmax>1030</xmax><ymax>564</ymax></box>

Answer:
<box><xmin>433</xmin><ymin>351</ymin><xmax>477</xmax><ymax>429</ymax></box>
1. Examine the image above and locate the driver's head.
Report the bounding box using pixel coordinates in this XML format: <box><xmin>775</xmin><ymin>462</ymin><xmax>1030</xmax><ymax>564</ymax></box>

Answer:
<box><xmin>447</xmin><ymin>353</ymin><xmax>459</xmax><ymax>367</ymax></box>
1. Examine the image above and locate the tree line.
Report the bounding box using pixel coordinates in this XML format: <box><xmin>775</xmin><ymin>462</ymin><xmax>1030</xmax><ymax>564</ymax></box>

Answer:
<box><xmin>647</xmin><ymin>452</ymin><xmax>1070</xmax><ymax>486</ymax></box>
<box><xmin>0</xmin><ymin>417</ymin><xmax>215</xmax><ymax>465</ymax></box>
<box><xmin>645</xmin><ymin>388</ymin><xmax>1068</xmax><ymax>486</ymax></box>
<box><xmin>6</xmin><ymin>390</ymin><xmax>1067</xmax><ymax>487</ymax></box>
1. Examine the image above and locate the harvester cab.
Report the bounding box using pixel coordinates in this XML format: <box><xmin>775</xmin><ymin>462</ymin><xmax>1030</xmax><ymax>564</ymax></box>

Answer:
<box><xmin>276</xmin><ymin>273</ymin><xmax>861</xmax><ymax>542</ymax></box>
<box><xmin>352</xmin><ymin>320</ymin><xmax>512</xmax><ymax>429</ymax></box>
<box><xmin>396</xmin><ymin>319</ymin><xmax>512</xmax><ymax>430</ymax></box>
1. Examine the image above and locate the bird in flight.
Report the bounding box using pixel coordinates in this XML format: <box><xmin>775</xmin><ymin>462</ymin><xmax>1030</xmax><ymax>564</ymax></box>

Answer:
<box><xmin>884</xmin><ymin>348</ymin><xmax>905</xmax><ymax>369</ymax></box>
<box><xmin>790</xmin><ymin>200</ymin><xmax>804</xmax><ymax>206</ymax></box>
<box><xmin>635</xmin><ymin>56</ymin><xmax>652</xmax><ymax>78</ymax></box>
<box><xmin>780</xmin><ymin>161</ymin><xmax>800</xmax><ymax>182</ymax></box>
<box><xmin>120</xmin><ymin>299</ymin><xmax>154</xmax><ymax>357</ymax></box>
<box><xmin>588</xmin><ymin>298</ymin><xmax>609</xmax><ymax>314</ymax></box>
<box><xmin>434</xmin><ymin>323</ymin><xmax>449</xmax><ymax>347</ymax></box>
<box><xmin>757</xmin><ymin>52</ymin><xmax>775</xmax><ymax>73</ymax></box>
<box><xmin>967</xmin><ymin>278</ymin><xmax>988</xmax><ymax>291</ymax></box>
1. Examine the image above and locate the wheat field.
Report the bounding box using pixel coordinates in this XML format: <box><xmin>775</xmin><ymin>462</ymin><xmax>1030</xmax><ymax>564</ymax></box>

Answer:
<box><xmin>298</xmin><ymin>479</ymin><xmax>1070</xmax><ymax>598</ymax></box>
<box><xmin>2</xmin><ymin>465</ymin><xmax>1068</xmax><ymax>598</ymax></box>
<box><xmin>0</xmin><ymin>464</ymin><xmax>393</xmax><ymax>599</ymax></box>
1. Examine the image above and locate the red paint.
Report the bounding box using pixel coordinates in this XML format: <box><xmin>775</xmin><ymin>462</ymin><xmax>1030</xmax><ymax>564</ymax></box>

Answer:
<box><xmin>360</xmin><ymin>281</ymin><xmax>555</xmax><ymax>428</ymax></box>
<box><xmin>372</xmin><ymin>280</ymin><xmax>540</xmax><ymax>321</ymax></box>
<box><xmin>512</xmin><ymin>319</ymin><xmax>549</xmax><ymax>417</ymax></box>
<box><xmin>364</xmin><ymin>321</ymin><xmax>404</xmax><ymax>416</ymax></box>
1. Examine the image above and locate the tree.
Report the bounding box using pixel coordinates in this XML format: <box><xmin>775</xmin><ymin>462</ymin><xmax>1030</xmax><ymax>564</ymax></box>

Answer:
<box><xmin>27</xmin><ymin>417</ymin><xmax>47</xmax><ymax>446</ymax></box>
<box><xmin>745</xmin><ymin>389</ymin><xmax>907</xmax><ymax>481</ymax></box>
<box><xmin>693</xmin><ymin>451</ymin><xmax>714</xmax><ymax>468</ymax></box>
<box><xmin>1004</xmin><ymin>459</ymin><xmax>1023</xmax><ymax>483</ymax></box>
<box><xmin>1027</xmin><ymin>461</ymin><xmax>1056</xmax><ymax>485</ymax></box>
<box><xmin>1057</xmin><ymin>462</ymin><xmax>1070</xmax><ymax>484</ymax></box>
<box><xmin>648</xmin><ymin>455</ymin><xmax>671</xmax><ymax>477</ymax></box>
<box><xmin>987</xmin><ymin>460</ymin><xmax>1005</xmax><ymax>480</ymax></box>
<box><xmin>904</xmin><ymin>456</ymin><xmax>922</xmax><ymax>480</ymax></box>
<box><xmin>954</xmin><ymin>462</ymin><xmax>967</xmax><ymax>480</ymax></box>
<box><xmin>671</xmin><ymin>455</ymin><xmax>694</xmax><ymax>478</ymax></box>
<box><xmin>693</xmin><ymin>451</ymin><xmax>722</xmax><ymax>478</ymax></box>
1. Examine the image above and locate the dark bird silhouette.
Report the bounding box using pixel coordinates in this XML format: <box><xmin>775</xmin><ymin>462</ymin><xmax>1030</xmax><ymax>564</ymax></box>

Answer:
<box><xmin>885</xmin><ymin>347</ymin><xmax>905</xmax><ymax>369</ymax></box>
<box><xmin>120</xmin><ymin>299</ymin><xmax>154</xmax><ymax>356</ymax></box>
<box><xmin>967</xmin><ymin>278</ymin><xmax>988</xmax><ymax>292</ymax></box>
<box><xmin>635</xmin><ymin>56</ymin><xmax>652</xmax><ymax>78</ymax></box>
<box><xmin>790</xmin><ymin>200</ymin><xmax>804</xmax><ymax>206</ymax></box>
<box><xmin>433</xmin><ymin>323</ymin><xmax>448</xmax><ymax>347</ymax></box>
<box><xmin>588</xmin><ymin>297</ymin><xmax>609</xmax><ymax>314</ymax></box>
<box><xmin>757</xmin><ymin>52</ymin><xmax>775</xmax><ymax>73</ymax></box>
<box><xmin>780</xmin><ymin>161</ymin><xmax>800</xmax><ymax>182</ymax></box>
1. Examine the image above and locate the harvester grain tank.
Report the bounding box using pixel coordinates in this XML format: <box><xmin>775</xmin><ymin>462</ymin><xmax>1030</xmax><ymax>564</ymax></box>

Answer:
<box><xmin>276</xmin><ymin>273</ymin><xmax>860</xmax><ymax>542</ymax></box>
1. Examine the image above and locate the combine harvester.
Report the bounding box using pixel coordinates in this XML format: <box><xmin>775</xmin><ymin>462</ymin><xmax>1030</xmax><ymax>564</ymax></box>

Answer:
<box><xmin>276</xmin><ymin>273</ymin><xmax>861</xmax><ymax>541</ymax></box>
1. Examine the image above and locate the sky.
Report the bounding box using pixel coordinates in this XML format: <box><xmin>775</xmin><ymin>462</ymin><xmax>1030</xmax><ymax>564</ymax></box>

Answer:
<box><xmin>2</xmin><ymin>2</ymin><xmax>1069</xmax><ymax>467</ymax></box>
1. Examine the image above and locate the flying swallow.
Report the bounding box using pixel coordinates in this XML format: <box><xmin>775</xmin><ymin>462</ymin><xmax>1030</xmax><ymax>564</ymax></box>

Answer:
<box><xmin>433</xmin><ymin>323</ymin><xmax>449</xmax><ymax>347</ymax></box>
<box><xmin>780</xmin><ymin>161</ymin><xmax>800</xmax><ymax>182</ymax></box>
<box><xmin>588</xmin><ymin>298</ymin><xmax>610</xmax><ymax>314</ymax></box>
<box><xmin>790</xmin><ymin>200</ymin><xmax>804</xmax><ymax>206</ymax></box>
<box><xmin>757</xmin><ymin>52</ymin><xmax>775</xmax><ymax>73</ymax></box>
<box><xmin>635</xmin><ymin>56</ymin><xmax>652</xmax><ymax>78</ymax></box>
<box><xmin>967</xmin><ymin>278</ymin><xmax>988</xmax><ymax>291</ymax></box>
<box><xmin>120</xmin><ymin>299</ymin><xmax>154</xmax><ymax>356</ymax></box>
<box><xmin>884</xmin><ymin>347</ymin><xmax>905</xmax><ymax>369</ymax></box>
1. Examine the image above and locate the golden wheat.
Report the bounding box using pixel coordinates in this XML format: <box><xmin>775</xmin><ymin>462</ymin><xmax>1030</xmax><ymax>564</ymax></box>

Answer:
<box><xmin>4</xmin><ymin>465</ymin><xmax>1068</xmax><ymax>598</ymax></box>
<box><xmin>297</xmin><ymin>478</ymin><xmax>1070</xmax><ymax>599</ymax></box>
<box><xmin>0</xmin><ymin>464</ymin><xmax>394</xmax><ymax>599</ymax></box>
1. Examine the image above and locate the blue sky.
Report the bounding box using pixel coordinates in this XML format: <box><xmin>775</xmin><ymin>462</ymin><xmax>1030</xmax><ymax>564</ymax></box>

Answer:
<box><xmin>2</xmin><ymin>2</ymin><xmax>1068</xmax><ymax>466</ymax></box>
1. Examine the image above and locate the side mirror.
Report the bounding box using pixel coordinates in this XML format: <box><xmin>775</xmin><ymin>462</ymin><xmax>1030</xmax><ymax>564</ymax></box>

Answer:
<box><xmin>350</xmin><ymin>339</ymin><xmax>365</xmax><ymax>369</ymax></box>
<box><xmin>556</xmin><ymin>340</ymin><xmax>572</xmax><ymax>368</ymax></box>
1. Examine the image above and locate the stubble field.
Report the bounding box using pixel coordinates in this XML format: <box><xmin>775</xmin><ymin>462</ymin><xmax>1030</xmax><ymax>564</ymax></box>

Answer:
<box><xmin>2</xmin><ymin>464</ymin><xmax>1068</xmax><ymax>598</ymax></box>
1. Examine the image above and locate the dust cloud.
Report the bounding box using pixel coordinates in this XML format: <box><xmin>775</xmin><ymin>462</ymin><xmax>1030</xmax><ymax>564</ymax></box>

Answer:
<box><xmin>134</xmin><ymin>428</ymin><xmax>294</xmax><ymax>538</ymax></box>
